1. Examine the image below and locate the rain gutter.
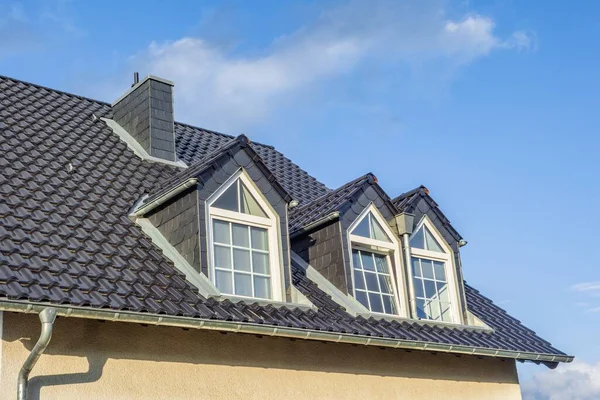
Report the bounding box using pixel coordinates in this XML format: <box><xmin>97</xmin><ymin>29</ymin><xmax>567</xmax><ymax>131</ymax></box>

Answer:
<box><xmin>290</xmin><ymin>211</ymin><xmax>340</xmax><ymax>238</ymax></box>
<box><xmin>130</xmin><ymin>178</ymin><xmax>198</xmax><ymax>217</ymax></box>
<box><xmin>0</xmin><ymin>299</ymin><xmax>573</xmax><ymax>365</ymax></box>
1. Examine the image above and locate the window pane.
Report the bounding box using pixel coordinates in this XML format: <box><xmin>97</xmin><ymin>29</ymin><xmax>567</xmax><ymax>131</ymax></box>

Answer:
<box><xmin>369</xmin><ymin>293</ymin><xmax>383</xmax><ymax>313</ymax></box>
<box><xmin>413</xmin><ymin>278</ymin><xmax>424</xmax><ymax>298</ymax></box>
<box><xmin>416</xmin><ymin>299</ymin><xmax>427</xmax><ymax>319</ymax></box>
<box><xmin>360</xmin><ymin>252</ymin><xmax>376</xmax><ymax>271</ymax></box>
<box><xmin>412</xmin><ymin>258</ymin><xmax>422</xmax><ymax>277</ymax></box>
<box><xmin>440</xmin><ymin>303</ymin><xmax>452</xmax><ymax>322</ymax></box>
<box><xmin>355</xmin><ymin>290</ymin><xmax>369</xmax><ymax>309</ymax></box>
<box><xmin>234</xmin><ymin>273</ymin><xmax>252</xmax><ymax>297</ymax></box>
<box><xmin>378</xmin><ymin>275</ymin><xmax>393</xmax><ymax>294</ymax></box>
<box><xmin>424</xmin><ymin>226</ymin><xmax>444</xmax><ymax>253</ymax></box>
<box><xmin>436</xmin><ymin>282</ymin><xmax>450</xmax><ymax>303</ymax></box>
<box><xmin>233</xmin><ymin>248</ymin><xmax>251</xmax><ymax>272</ymax></box>
<box><xmin>254</xmin><ymin>276</ymin><xmax>271</xmax><ymax>299</ymax></box>
<box><xmin>232</xmin><ymin>223</ymin><xmax>250</xmax><ymax>247</ymax></box>
<box><xmin>382</xmin><ymin>295</ymin><xmax>395</xmax><ymax>314</ymax></box>
<box><xmin>352</xmin><ymin>216</ymin><xmax>370</xmax><ymax>238</ymax></box>
<box><xmin>433</xmin><ymin>261</ymin><xmax>446</xmax><ymax>281</ymax></box>
<box><xmin>370</xmin><ymin>215</ymin><xmax>391</xmax><ymax>242</ymax></box>
<box><xmin>250</xmin><ymin>227</ymin><xmax>268</xmax><ymax>251</ymax></box>
<box><xmin>213</xmin><ymin>220</ymin><xmax>230</xmax><ymax>244</ymax></box>
<box><xmin>354</xmin><ymin>271</ymin><xmax>365</xmax><ymax>290</ymax></box>
<box><xmin>421</xmin><ymin>259</ymin><xmax>434</xmax><ymax>280</ymax></box>
<box><xmin>215</xmin><ymin>270</ymin><xmax>232</xmax><ymax>294</ymax></box>
<box><xmin>424</xmin><ymin>280</ymin><xmax>437</xmax><ymax>298</ymax></box>
<box><xmin>374</xmin><ymin>254</ymin><xmax>389</xmax><ymax>273</ymax></box>
<box><xmin>410</xmin><ymin>227</ymin><xmax>425</xmax><ymax>249</ymax></box>
<box><xmin>213</xmin><ymin>182</ymin><xmax>239</xmax><ymax>212</ymax></box>
<box><xmin>365</xmin><ymin>272</ymin><xmax>379</xmax><ymax>292</ymax></box>
<box><xmin>352</xmin><ymin>249</ymin><xmax>361</xmax><ymax>268</ymax></box>
<box><xmin>214</xmin><ymin>245</ymin><xmax>231</xmax><ymax>269</ymax></box>
<box><xmin>252</xmin><ymin>252</ymin><xmax>270</xmax><ymax>275</ymax></box>
<box><xmin>240</xmin><ymin>182</ymin><xmax>268</xmax><ymax>218</ymax></box>
<box><xmin>429</xmin><ymin>300</ymin><xmax>442</xmax><ymax>320</ymax></box>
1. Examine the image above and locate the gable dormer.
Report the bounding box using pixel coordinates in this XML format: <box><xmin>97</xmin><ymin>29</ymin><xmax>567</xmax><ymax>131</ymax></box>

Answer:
<box><xmin>131</xmin><ymin>135</ymin><xmax>299</xmax><ymax>303</ymax></box>
<box><xmin>392</xmin><ymin>186</ymin><xmax>468</xmax><ymax>324</ymax></box>
<box><xmin>291</xmin><ymin>174</ymin><xmax>413</xmax><ymax>318</ymax></box>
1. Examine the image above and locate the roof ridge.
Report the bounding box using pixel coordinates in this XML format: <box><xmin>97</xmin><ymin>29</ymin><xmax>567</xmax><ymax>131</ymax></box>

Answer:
<box><xmin>392</xmin><ymin>185</ymin><xmax>427</xmax><ymax>203</ymax></box>
<box><xmin>291</xmin><ymin>172</ymin><xmax>373</xmax><ymax>214</ymax></box>
<box><xmin>0</xmin><ymin>74</ymin><xmax>112</xmax><ymax>107</ymax></box>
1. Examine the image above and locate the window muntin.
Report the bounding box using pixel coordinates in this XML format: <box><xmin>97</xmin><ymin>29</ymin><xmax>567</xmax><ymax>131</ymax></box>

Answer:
<box><xmin>348</xmin><ymin>206</ymin><xmax>407</xmax><ymax>316</ymax></box>
<box><xmin>213</xmin><ymin>220</ymin><xmax>271</xmax><ymax>299</ymax></box>
<box><xmin>352</xmin><ymin>249</ymin><xmax>397</xmax><ymax>314</ymax></box>
<box><xmin>411</xmin><ymin>257</ymin><xmax>451</xmax><ymax>322</ymax></box>
<box><xmin>409</xmin><ymin>218</ymin><xmax>460</xmax><ymax>324</ymax></box>
<box><xmin>208</xmin><ymin>171</ymin><xmax>282</xmax><ymax>301</ymax></box>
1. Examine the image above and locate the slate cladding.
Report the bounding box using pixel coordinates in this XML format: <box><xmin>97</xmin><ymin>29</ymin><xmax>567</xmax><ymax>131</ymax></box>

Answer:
<box><xmin>146</xmin><ymin>188</ymin><xmax>201</xmax><ymax>273</ymax></box>
<box><xmin>0</xmin><ymin>75</ymin><xmax>570</xmax><ymax>365</ymax></box>
<box><xmin>291</xmin><ymin>220</ymin><xmax>347</xmax><ymax>293</ymax></box>
<box><xmin>113</xmin><ymin>77</ymin><xmax>176</xmax><ymax>162</ymax></box>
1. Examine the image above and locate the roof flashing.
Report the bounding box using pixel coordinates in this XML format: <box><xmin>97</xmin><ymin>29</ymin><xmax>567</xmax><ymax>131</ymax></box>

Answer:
<box><xmin>101</xmin><ymin>117</ymin><xmax>187</xmax><ymax>168</ymax></box>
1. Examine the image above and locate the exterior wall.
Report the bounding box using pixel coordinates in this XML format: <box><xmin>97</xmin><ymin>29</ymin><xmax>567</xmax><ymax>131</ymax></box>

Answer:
<box><xmin>147</xmin><ymin>188</ymin><xmax>201</xmax><ymax>273</ymax></box>
<box><xmin>112</xmin><ymin>78</ymin><xmax>176</xmax><ymax>161</ymax></box>
<box><xmin>406</xmin><ymin>195</ymin><xmax>469</xmax><ymax>321</ymax></box>
<box><xmin>291</xmin><ymin>220</ymin><xmax>347</xmax><ymax>293</ymax></box>
<box><xmin>196</xmin><ymin>147</ymin><xmax>292</xmax><ymax>298</ymax></box>
<box><xmin>0</xmin><ymin>313</ymin><xmax>522</xmax><ymax>400</ymax></box>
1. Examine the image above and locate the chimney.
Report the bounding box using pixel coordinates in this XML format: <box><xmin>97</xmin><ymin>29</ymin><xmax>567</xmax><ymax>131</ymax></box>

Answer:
<box><xmin>112</xmin><ymin>74</ymin><xmax>177</xmax><ymax>162</ymax></box>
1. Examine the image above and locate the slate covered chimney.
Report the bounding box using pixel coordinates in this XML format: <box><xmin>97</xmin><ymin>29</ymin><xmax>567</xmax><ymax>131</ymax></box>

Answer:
<box><xmin>112</xmin><ymin>74</ymin><xmax>177</xmax><ymax>162</ymax></box>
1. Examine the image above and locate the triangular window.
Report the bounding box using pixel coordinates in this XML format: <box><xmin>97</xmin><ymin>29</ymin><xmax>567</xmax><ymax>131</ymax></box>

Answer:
<box><xmin>213</xmin><ymin>179</ymin><xmax>267</xmax><ymax>218</ymax></box>
<box><xmin>351</xmin><ymin>211</ymin><xmax>392</xmax><ymax>242</ymax></box>
<box><xmin>410</xmin><ymin>225</ymin><xmax>444</xmax><ymax>253</ymax></box>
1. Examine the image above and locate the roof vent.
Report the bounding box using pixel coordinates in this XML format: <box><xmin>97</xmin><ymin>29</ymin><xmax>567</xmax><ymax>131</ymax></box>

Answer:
<box><xmin>112</xmin><ymin>75</ymin><xmax>177</xmax><ymax>162</ymax></box>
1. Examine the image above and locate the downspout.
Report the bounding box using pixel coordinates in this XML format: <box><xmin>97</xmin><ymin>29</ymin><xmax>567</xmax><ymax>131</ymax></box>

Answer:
<box><xmin>17</xmin><ymin>307</ymin><xmax>57</xmax><ymax>400</ymax></box>
<box><xmin>402</xmin><ymin>233</ymin><xmax>418</xmax><ymax>318</ymax></box>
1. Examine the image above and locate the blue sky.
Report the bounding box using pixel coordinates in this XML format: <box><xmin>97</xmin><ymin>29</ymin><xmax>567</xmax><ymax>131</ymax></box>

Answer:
<box><xmin>1</xmin><ymin>0</ymin><xmax>599</xmax><ymax>397</ymax></box>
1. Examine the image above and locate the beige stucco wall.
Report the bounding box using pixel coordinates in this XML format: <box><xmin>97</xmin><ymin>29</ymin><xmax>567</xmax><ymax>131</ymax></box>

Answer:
<box><xmin>0</xmin><ymin>311</ymin><xmax>522</xmax><ymax>400</ymax></box>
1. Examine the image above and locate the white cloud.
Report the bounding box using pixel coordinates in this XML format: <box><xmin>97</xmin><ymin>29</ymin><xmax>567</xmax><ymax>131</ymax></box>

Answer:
<box><xmin>522</xmin><ymin>361</ymin><xmax>600</xmax><ymax>400</ymax></box>
<box><xmin>97</xmin><ymin>0</ymin><xmax>533</xmax><ymax>132</ymax></box>
<box><xmin>570</xmin><ymin>281</ymin><xmax>600</xmax><ymax>312</ymax></box>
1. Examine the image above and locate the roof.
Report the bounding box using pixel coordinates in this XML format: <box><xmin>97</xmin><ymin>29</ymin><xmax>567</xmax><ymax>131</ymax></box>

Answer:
<box><xmin>0</xmin><ymin>75</ymin><xmax>572</xmax><ymax>366</ymax></box>
<box><xmin>138</xmin><ymin>134</ymin><xmax>293</xmax><ymax>214</ymax></box>
<box><xmin>392</xmin><ymin>185</ymin><xmax>463</xmax><ymax>242</ymax></box>
<box><xmin>289</xmin><ymin>173</ymin><xmax>398</xmax><ymax>233</ymax></box>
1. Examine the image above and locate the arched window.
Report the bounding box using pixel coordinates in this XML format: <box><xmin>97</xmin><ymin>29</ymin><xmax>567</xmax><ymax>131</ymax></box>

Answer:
<box><xmin>409</xmin><ymin>218</ymin><xmax>460</xmax><ymax>323</ymax></box>
<box><xmin>207</xmin><ymin>170</ymin><xmax>282</xmax><ymax>301</ymax></box>
<box><xmin>348</xmin><ymin>205</ymin><xmax>406</xmax><ymax>316</ymax></box>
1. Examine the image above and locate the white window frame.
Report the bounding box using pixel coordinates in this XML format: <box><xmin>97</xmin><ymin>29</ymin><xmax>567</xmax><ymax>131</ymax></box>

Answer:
<box><xmin>206</xmin><ymin>169</ymin><xmax>284</xmax><ymax>302</ymax></box>
<box><xmin>409</xmin><ymin>215</ymin><xmax>463</xmax><ymax>324</ymax></box>
<box><xmin>347</xmin><ymin>204</ymin><xmax>409</xmax><ymax>317</ymax></box>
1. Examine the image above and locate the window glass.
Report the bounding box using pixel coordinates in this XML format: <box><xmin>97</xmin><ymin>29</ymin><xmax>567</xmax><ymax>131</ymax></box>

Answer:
<box><xmin>212</xmin><ymin>219</ymin><xmax>271</xmax><ymax>299</ymax></box>
<box><xmin>213</xmin><ymin>182</ymin><xmax>239</xmax><ymax>212</ymax></box>
<box><xmin>411</xmin><ymin>225</ymin><xmax>445</xmax><ymax>253</ymax></box>
<box><xmin>352</xmin><ymin>217</ymin><xmax>371</xmax><ymax>238</ymax></box>
<box><xmin>351</xmin><ymin>211</ymin><xmax>392</xmax><ymax>242</ymax></box>
<box><xmin>240</xmin><ymin>182</ymin><xmax>268</xmax><ymax>217</ymax></box>
<box><xmin>370</xmin><ymin>215</ymin><xmax>391</xmax><ymax>242</ymax></box>
<box><xmin>352</xmin><ymin>249</ymin><xmax>397</xmax><ymax>315</ymax></box>
<box><xmin>411</xmin><ymin>256</ymin><xmax>452</xmax><ymax>322</ymax></box>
